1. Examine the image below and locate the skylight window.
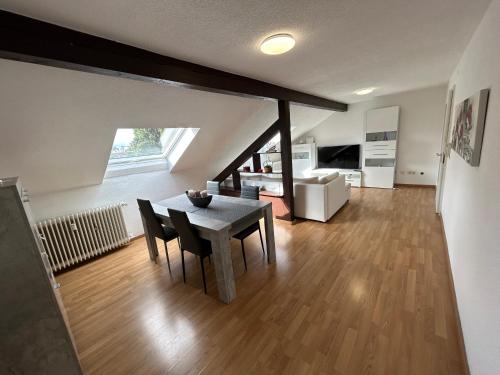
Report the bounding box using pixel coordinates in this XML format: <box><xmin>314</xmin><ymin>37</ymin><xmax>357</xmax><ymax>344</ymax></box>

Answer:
<box><xmin>106</xmin><ymin>128</ymin><xmax>198</xmax><ymax>177</ymax></box>
<box><xmin>110</xmin><ymin>128</ymin><xmax>166</xmax><ymax>160</ymax></box>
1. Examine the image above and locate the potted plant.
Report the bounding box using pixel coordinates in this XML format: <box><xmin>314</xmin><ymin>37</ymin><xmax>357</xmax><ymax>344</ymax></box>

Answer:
<box><xmin>263</xmin><ymin>160</ymin><xmax>273</xmax><ymax>173</ymax></box>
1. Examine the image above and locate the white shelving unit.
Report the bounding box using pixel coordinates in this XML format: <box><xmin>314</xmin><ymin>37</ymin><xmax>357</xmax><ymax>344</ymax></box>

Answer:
<box><xmin>292</xmin><ymin>143</ymin><xmax>317</xmax><ymax>176</ymax></box>
<box><xmin>363</xmin><ymin>106</ymin><xmax>400</xmax><ymax>188</ymax></box>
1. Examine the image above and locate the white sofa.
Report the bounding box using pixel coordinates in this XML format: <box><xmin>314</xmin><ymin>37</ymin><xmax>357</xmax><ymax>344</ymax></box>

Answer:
<box><xmin>293</xmin><ymin>173</ymin><xmax>350</xmax><ymax>222</ymax></box>
<box><xmin>226</xmin><ymin>171</ymin><xmax>350</xmax><ymax>222</ymax></box>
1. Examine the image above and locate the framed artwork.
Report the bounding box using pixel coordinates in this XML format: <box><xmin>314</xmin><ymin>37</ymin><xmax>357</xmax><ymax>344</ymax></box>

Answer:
<box><xmin>451</xmin><ymin>88</ymin><xmax>489</xmax><ymax>166</ymax></box>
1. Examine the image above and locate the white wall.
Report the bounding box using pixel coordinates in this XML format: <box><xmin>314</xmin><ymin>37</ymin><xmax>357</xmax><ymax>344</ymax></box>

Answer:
<box><xmin>441</xmin><ymin>1</ymin><xmax>500</xmax><ymax>374</ymax></box>
<box><xmin>0</xmin><ymin>59</ymin><xmax>265</xmax><ymax>194</ymax></box>
<box><xmin>29</xmin><ymin>167</ymin><xmax>208</xmax><ymax>237</ymax></box>
<box><xmin>299</xmin><ymin>85</ymin><xmax>447</xmax><ymax>185</ymax></box>
<box><xmin>0</xmin><ymin>59</ymin><xmax>269</xmax><ymax>236</ymax></box>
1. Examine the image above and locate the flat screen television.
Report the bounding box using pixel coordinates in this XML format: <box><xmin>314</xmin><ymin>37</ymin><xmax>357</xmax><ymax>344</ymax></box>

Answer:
<box><xmin>317</xmin><ymin>144</ymin><xmax>360</xmax><ymax>169</ymax></box>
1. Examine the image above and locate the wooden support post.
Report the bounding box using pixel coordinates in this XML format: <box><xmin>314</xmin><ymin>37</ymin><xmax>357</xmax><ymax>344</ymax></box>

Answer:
<box><xmin>232</xmin><ymin>171</ymin><xmax>241</xmax><ymax>191</ymax></box>
<box><xmin>278</xmin><ymin>100</ymin><xmax>294</xmax><ymax>221</ymax></box>
<box><xmin>252</xmin><ymin>153</ymin><xmax>261</xmax><ymax>172</ymax></box>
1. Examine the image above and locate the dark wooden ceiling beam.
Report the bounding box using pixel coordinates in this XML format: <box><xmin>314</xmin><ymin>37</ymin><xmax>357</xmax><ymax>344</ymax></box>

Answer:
<box><xmin>0</xmin><ymin>10</ymin><xmax>348</xmax><ymax>112</ymax></box>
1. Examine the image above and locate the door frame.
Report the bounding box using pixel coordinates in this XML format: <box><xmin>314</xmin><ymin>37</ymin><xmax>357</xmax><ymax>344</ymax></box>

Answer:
<box><xmin>436</xmin><ymin>86</ymin><xmax>455</xmax><ymax>214</ymax></box>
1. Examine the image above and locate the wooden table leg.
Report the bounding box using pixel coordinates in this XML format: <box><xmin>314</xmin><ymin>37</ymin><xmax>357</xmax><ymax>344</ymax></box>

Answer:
<box><xmin>209</xmin><ymin>228</ymin><xmax>236</xmax><ymax>304</ymax></box>
<box><xmin>264</xmin><ymin>205</ymin><xmax>276</xmax><ymax>264</ymax></box>
<box><xmin>141</xmin><ymin>214</ymin><xmax>158</xmax><ymax>261</ymax></box>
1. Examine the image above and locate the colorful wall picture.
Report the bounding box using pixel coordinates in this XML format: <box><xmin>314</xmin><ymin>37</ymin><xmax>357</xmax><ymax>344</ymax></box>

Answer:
<box><xmin>451</xmin><ymin>88</ymin><xmax>489</xmax><ymax>166</ymax></box>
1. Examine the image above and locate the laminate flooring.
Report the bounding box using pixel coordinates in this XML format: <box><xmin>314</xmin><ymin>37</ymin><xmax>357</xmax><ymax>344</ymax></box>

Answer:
<box><xmin>57</xmin><ymin>186</ymin><xmax>466</xmax><ymax>375</ymax></box>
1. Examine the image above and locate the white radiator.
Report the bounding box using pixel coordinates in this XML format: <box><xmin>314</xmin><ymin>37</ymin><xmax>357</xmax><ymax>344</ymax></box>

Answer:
<box><xmin>36</xmin><ymin>203</ymin><xmax>129</xmax><ymax>272</ymax></box>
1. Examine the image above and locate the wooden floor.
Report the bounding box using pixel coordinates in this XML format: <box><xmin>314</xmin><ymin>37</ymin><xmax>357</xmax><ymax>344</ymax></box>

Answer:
<box><xmin>58</xmin><ymin>186</ymin><xmax>466</xmax><ymax>375</ymax></box>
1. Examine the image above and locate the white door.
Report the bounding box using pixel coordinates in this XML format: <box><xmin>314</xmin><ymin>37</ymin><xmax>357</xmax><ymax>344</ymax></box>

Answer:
<box><xmin>435</xmin><ymin>87</ymin><xmax>455</xmax><ymax>213</ymax></box>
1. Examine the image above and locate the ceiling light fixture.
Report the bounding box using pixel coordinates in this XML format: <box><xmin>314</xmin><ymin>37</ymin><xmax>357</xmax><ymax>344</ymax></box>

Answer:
<box><xmin>260</xmin><ymin>34</ymin><xmax>295</xmax><ymax>55</ymax></box>
<box><xmin>354</xmin><ymin>87</ymin><xmax>376</xmax><ymax>96</ymax></box>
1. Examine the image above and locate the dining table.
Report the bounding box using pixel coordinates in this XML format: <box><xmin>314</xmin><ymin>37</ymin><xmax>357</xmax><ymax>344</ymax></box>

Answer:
<box><xmin>146</xmin><ymin>193</ymin><xmax>276</xmax><ymax>304</ymax></box>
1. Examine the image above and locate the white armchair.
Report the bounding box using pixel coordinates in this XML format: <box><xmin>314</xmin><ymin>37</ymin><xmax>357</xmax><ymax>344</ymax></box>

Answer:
<box><xmin>294</xmin><ymin>174</ymin><xmax>350</xmax><ymax>222</ymax></box>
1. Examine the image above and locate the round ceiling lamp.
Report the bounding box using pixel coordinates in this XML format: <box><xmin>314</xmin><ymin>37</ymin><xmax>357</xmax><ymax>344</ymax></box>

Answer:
<box><xmin>354</xmin><ymin>87</ymin><xmax>376</xmax><ymax>96</ymax></box>
<box><xmin>260</xmin><ymin>34</ymin><xmax>296</xmax><ymax>55</ymax></box>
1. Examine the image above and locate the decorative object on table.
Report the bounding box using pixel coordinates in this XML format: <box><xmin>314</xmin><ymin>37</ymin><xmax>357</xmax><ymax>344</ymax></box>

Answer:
<box><xmin>243</xmin><ymin>166</ymin><xmax>251</xmax><ymax>172</ymax></box>
<box><xmin>451</xmin><ymin>88</ymin><xmax>489</xmax><ymax>166</ymax></box>
<box><xmin>186</xmin><ymin>190</ymin><xmax>213</xmax><ymax>208</ymax></box>
<box><xmin>263</xmin><ymin>160</ymin><xmax>273</xmax><ymax>173</ymax></box>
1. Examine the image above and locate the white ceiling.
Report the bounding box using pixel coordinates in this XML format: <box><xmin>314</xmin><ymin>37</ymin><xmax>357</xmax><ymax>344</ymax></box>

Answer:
<box><xmin>0</xmin><ymin>0</ymin><xmax>491</xmax><ymax>103</ymax></box>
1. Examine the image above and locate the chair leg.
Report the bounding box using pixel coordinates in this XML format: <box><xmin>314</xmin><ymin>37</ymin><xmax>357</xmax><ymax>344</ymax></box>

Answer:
<box><xmin>164</xmin><ymin>241</ymin><xmax>171</xmax><ymax>273</ymax></box>
<box><xmin>181</xmin><ymin>250</ymin><xmax>186</xmax><ymax>283</ymax></box>
<box><xmin>200</xmin><ymin>257</ymin><xmax>207</xmax><ymax>294</ymax></box>
<box><xmin>241</xmin><ymin>240</ymin><xmax>247</xmax><ymax>271</ymax></box>
<box><xmin>258</xmin><ymin>226</ymin><xmax>265</xmax><ymax>256</ymax></box>
<box><xmin>208</xmin><ymin>255</ymin><xmax>211</xmax><ymax>264</ymax></box>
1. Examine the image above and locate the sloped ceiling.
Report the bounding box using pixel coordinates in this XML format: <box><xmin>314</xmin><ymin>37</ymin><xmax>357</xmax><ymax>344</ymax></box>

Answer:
<box><xmin>207</xmin><ymin>103</ymin><xmax>333</xmax><ymax>178</ymax></box>
<box><xmin>0</xmin><ymin>59</ymin><xmax>267</xmax><ymax>194</ymax></box>
<box><xmin>0</xmin><ymin>59</ymin><xmax>332</xmax><ymax>194</ymax></box>
<box><xmin>0</xmin><ymin>0</ymin><xmax>491</xmax><ymax>102</ymax></box>
<box><xmin>290</xmin><ymin>106</ymin><xmax>333</xmax><ymax>140</ymax></box>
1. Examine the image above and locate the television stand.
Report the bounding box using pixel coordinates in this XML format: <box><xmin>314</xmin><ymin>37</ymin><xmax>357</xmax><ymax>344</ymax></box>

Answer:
<box><xmin>311</xmin><ymin>168</ymin><xmax>362</xmax><ymax>187</ymax></box>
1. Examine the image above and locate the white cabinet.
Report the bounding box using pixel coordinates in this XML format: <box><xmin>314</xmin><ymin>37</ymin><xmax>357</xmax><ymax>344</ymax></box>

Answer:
<box><xmin>366</xmin><ymin>106</ymin><xmax>399</xmax><ymax>132</ymax></box>
<box><xmin>364</xmin><ymin>149</ymin><xmax>396</xmax><ymax>159</ymax></box>
<box><xmin>292</xmin><ymin>143</ymin><xmax>317</xmax><ymax>176</ymax></box>
<box><xmin>363</xmin><ymin>167</ymin><xmax>396</xmax><ymax>189</ymax></box>
<box><xmin>363</xmin><ymin>106</ymin><xmax>399</xmax><ymax>188</ymax></box>
<box><xmin>364</xmin><ymin>141</ymin><xmax>397</xmax><ymax>150</ymax></box>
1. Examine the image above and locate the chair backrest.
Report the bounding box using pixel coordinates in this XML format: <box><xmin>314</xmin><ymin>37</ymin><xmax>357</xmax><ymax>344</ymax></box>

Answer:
<box><xmin>206</xmin><ymin>180</ymin><xmax>220</xmax><ymax>195</ymax></box>
<box><xmin>137</xmin><ymin>199</ymin><xmax>164</xmax><ymax>238</ymax></box>
<box><xmin>240</xmin><ymin>185</ymin><xmax>259</xmax><ymax>200</ymax></box>
<box><xmin>167</xmin><ymin>208</ymin><xmax>204</xmax><ymax>254</ymax></box>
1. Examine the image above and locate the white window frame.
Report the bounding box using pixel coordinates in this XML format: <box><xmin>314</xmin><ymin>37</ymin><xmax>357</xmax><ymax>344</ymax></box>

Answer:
<box><xmin>105</xmin><ymin>128</ymin><xmax>195</xmax><ymax>178</ymax></box>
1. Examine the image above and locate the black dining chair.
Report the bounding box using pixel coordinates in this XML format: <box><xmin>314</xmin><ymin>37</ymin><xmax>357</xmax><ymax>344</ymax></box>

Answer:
<box><xmin>232</xmin><ymin>185</ymin><xmax>265</xmax><ymax>271</ymax></box>
<box><xmin>206</xmin><ymin>180</ymin><xmax>220</xmax><ymax>195</ymax></box>
<box><xmin>137</xmin><ymin>199</ymin><xmax>179</xmax><ymax>272</ymax></box>
<box><xmin>167</xmin><ymin>208</ymin><xmax>212</xmax><ymax>294</ymax></box>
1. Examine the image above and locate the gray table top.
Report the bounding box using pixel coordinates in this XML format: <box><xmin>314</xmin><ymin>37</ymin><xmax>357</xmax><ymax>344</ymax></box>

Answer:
<box><xmin>152</xmin><ymin>194</ymin><xmax>270</xmax><ymax>233</ymax></box>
